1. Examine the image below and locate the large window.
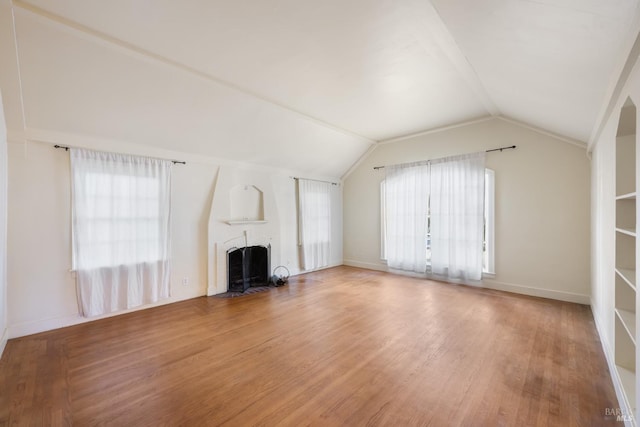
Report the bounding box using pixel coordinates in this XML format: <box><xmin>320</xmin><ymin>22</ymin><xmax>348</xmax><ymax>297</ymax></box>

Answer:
<box><xmin>381</xmin><ymin>168</ymin><xmax>495</xmax><ymax>274</ymax></box>
<box><xmin>70</xmin><ymin>148</ymin><xmax>172</xmax><ymax>316</ymax></box>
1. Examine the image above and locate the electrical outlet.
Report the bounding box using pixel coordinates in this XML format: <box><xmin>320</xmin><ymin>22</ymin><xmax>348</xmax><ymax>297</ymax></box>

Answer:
<box><xmin>182</xmin><ymin>277</ymin><xmax>189</xmax><ymax>286</ymax></box>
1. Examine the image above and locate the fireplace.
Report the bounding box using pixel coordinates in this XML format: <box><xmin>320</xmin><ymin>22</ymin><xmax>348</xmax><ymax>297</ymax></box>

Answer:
<box><xmin>227</xmin><ymin>245</ymin><xmax>270</xmax><ymax>292</ymax></box>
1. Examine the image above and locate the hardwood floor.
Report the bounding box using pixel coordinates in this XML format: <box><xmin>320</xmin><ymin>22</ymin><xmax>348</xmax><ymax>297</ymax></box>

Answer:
<box><xmin>0</xmin><ymin>266</ymin><xmax>619</xmax><ymax>426</ymax></box>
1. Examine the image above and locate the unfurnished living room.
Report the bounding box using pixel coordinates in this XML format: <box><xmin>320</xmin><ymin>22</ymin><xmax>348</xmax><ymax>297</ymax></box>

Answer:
<box><xmin>0</xmin><ymin>0</ymin><xmax>639</xmax><ymax>425</ymax></box>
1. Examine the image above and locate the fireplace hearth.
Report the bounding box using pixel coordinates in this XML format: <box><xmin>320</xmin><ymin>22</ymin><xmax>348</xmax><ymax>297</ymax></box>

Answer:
<box><xmin>227</xmin><ymin>245</ymin><xmax>270</xmax><ymax>292</ymax></box>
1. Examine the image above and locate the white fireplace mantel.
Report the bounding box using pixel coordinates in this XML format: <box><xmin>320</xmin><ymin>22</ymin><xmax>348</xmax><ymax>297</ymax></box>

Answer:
<box><xmin>207</xmin><ymin>166</ymin><xmax>281</xmax><ymax>295</ymax></box>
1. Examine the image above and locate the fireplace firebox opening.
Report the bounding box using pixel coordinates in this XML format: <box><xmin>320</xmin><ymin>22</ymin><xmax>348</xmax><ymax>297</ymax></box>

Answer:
<box><xmin>227</xmin><ymin>245</ymin><xmax>270</xmax><ymax>292</ymax></box>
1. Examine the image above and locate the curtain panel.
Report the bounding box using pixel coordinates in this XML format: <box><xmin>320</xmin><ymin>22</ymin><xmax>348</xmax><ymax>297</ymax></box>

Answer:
<box><xmin>382</xmin><ymin>152</ymin><xmax>486</xmax><ymax>282</ymax></box>
<box><xmin>70</xmin><ymin>148</ymin><xmax>172</xmax><ymax>316</ymax></box>
<box><xmin>429</xmin><ymin>152</ymin><xmax>486</xmax><ymax>282</ymax></box>
<box><xmin>384</xmin><ymin>163</ymin><xmax>430</xmax><ymax>273</ymax></box>
<box><xmin>297</xmin><ymin>179</ymin><xmax>332</xmax><ymax>270</ymax></box>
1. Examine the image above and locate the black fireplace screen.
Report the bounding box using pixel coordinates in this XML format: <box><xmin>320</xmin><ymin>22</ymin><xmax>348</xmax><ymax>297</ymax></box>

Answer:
<box><xmin>227</xmin><ymin>245</ymin><xmax>270</xmax><ymax>292</ymax></box>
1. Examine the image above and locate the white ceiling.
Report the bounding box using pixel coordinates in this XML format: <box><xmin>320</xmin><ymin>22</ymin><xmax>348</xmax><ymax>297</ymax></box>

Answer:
<box><xmin>431</xmin><ymin>0</ymin><xmax>640</xmax><ymax>143</ymax></box>
<box><xmin>3</xmin><ymin>0</ymin><xmax>640</xmax><ymax>176</ymax></box>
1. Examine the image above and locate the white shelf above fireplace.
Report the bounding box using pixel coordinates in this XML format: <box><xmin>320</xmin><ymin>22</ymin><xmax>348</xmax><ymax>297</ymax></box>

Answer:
<box><xmin>225</xmin><ymin>220</ymin><xmax>268</xmax><ymax>225</ymax></box>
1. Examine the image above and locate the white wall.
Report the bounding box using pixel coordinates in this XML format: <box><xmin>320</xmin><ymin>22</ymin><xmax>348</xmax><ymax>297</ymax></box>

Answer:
<box><xmin>7</xmin><ymin>140</ymin><xmax>215</xmax><ymax>336</ymax></box>
<box><xmin>0</xmin><ymin>92</ymin><xmax>8</xmax><ymax>357</ymax></box>
<box><xmin>6</xmin><ymin>138</ymin><xmax>343</xmax><ymax>338</ymax></box>
<box><xmin>343</xmin><ymin>117</ymin><xmax>591</xmax><ymax>303</ymax></box>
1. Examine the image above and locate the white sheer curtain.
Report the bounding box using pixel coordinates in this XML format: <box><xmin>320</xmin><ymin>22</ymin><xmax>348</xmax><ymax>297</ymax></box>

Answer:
<box><xmin>71</xmin><ymin>148</ymin><xmax>172</xmax><ymax>317</ymax></box>
<box><xmin>298</xmin><ymin>179</ymin><xmax>331</xmax><ymax>270</ymax></box>
<box><xmin>384</xmin><ymin>163</ymin><xmax>430</xmax><ymax>273</ymax></box>
<box><xmin>429</xmin><ymin>152</ymin><xmax>486</xmax><ymax>282</ymax></box>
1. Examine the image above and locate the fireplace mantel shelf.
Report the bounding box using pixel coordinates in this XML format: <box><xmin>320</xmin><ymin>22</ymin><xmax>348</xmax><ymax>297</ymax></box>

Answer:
<box><xmin>225</xmin><ymin>220</ymin><xmax>268</xmax><ymax>225</ymax></box>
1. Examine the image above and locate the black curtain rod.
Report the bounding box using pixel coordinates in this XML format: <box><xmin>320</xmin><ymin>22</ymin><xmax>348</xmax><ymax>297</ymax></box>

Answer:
<box><xmin>373</xmin><ymin>145</ymin><xmax>516</xmax><ymax>170</ymax></box>
<box><xmin>290</xmin><ymin>176</ymin><xmax>339</xmax><ymax>186</ymax></box>
<box><xmin>54</xmin><ymin>144</ymin><xmax>186</xmax><ymax>164</ymax></box>
<box><xmin>485</xmin><ymin>145</ymin><xmax>516</xmax><ymax>153</ymax></box>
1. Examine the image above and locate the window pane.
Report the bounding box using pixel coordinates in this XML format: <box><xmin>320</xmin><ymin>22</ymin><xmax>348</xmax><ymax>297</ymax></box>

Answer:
<box><xmin>72</xmin><ymin>153</ymin><xmax>170</xmax><ymax>270</ymax></box>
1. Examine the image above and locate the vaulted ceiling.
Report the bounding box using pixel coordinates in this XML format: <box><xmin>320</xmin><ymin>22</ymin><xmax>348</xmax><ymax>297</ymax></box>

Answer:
<box><xmin>1</xmin><ymin>0</ymin><xmax>639</xmax><ymax>177</ymax></box>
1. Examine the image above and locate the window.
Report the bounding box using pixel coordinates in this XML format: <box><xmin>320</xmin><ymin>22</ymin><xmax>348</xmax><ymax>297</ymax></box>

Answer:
<box><xmin>297</xmin><ymin>179</ymin><xmax>332</xmax><ymax>270</ymax></box>
<box><xmin>70</xmin><ymin>148</ymin><xmax>172</xmax><ymax>316</ymax></box>
<box><xmin>381</xmin><ymin>168</ymin><xmax>495</xmax><ymax>274</ymax></box>
<box><xmin>76</xmin><ymin>172</ymin><xmax>164</xmax><ymax>269</ymax></box>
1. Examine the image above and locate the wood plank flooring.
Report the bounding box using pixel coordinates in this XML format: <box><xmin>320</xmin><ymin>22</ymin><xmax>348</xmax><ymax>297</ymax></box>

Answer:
<box><xmin>0</xmin><ymin>266</ymin><xmax>619</xmax><ymax>426</ymax></box>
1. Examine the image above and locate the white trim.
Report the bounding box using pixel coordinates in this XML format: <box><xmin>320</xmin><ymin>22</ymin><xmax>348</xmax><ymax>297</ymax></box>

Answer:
<box><xmin>10</xmin><ymin>5</ymin><xmax>27</xmax><ymax>131</ymax></box>
<box><xmin>409</xmin><ymin>0</ymin><xmax>498</xmax><ymax>115</ymax></box>
<box><xmin>9</xmin><ymin>313</ymin><xmax>84</xmax><ymax>339</ymax></box>
<box><xmin>0</xmin><ymin>327</ymin><xmax>7</xmax><ymax>359</ymax></box>
<box><xmin>496</xmin><ymin>116</ymin><xmax>587</xmax><ymax>149</ymax></box>
<box><xmin>341</xmin><ymin>144</ymin><xmax>379</xmax><ymax>181</ymax></box>
<box><xmin>18</xmin><ymin>128</ymin><xmax>341</xmax><ymax>183</ymax></box>
<box><xmin>8</xmin><ymin>292</ymin><xmax>200</xmax><ymax>339</ymax></box>
<box><xmin>591</xmin><ymin>303</ymin><xmax>636</xmax><ymax>427</ymax></box>
<box><xmin>11</xmin><ymin>1</ymin><xmax>376</xmax><ymax>147</ymax></box>
<box><xmin>588</xmin><ymin>10</ymin><xmax>640</xmax><ymax>151</ymax></box>
<box><xmin>482</xmin><ymin>279</ymin><xmax>590</xmax><ymax>305</ymax></box>
<box><xmin>378</xmin><ymin>116</ymin><xmax>494</xmax><ymax>145</ymax></box>
<box><xmin>377</xmin><ymin>115</ymin><xmax>587</xmax><ymax>150</ymax></box>
<box><xmin>290</xmin><ymin>261</ymin><xmax>344</xmax><ymax>277</ymax></box>
<box><xmin>6</xmin><ymin>130</ymin><xmax>25</xmax><ymax>143</ymax></box>
<box><xmin>343</xmin><ymin>259</ymin><xmax>388</xmax><ymax>272</ymax></box>
<box><xmin>343</xmin><ymin>261</ymin><xmax>590</xmax><ymax>304</ymax></box>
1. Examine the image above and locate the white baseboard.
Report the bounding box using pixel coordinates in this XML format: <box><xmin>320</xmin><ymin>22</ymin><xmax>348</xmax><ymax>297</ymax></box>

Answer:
<box><xmin>591</xmin><ymin>302</ymin><xmax>634</xmax><ymax>426</ymax></box>
<box><xmin>344</xmin><ymin>259</ymin><xmax>590</xmax><ymax>304</ymax></box>
<box><xmin>9</xmin><ymin>313</ymin><xmax>84</xmax><ymax>339</ymax></box>
<box><xmin>8</xmin><ymin>293</ymin><xmax>201</xmax><ymax>339</ymax></box>
<box><xmin>290</xmin><ymin>261</ymin><xmax>344</xmax><ymax>277</ymax></box>
<box><xmin>0</xmin><ymin>327</ymin><xmax>7</xmax><ymax>359</ymax></box>
<box><xmin>482</xmin><ymin>279</ymin><xmax>590</xmax><ymax>305</ymax></box>
<box><xmin>343</xmin><ymin>259</ymin><xmax>388</xmax><ymax>272</ymax></box>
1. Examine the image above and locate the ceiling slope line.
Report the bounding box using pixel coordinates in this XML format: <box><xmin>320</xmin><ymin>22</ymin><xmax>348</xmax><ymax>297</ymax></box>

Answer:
<box><xmin>16</xmin><ymin>127</ymin><xmax>344</xmax><ymax>180</ymax></box>
<box><xmin>11</xmin><ymin>0</ymin><xmax>378</xmax><ymax>147</ymax></box>
<box><xmin>378</xmin><ymin>116</ymin><xmax>494</xmax><ymax>145</ymax></box>
<box><xmin>9</xmin><ymin>4</ymin><xmax>27</xmax><ymax>132</ymax></box>
<box><xmin>410</xmin><ymin>0</ymin><xmax>499</xmax><ymax>117</ymax></box>
<box><xmin>587</xmin><ymin>8</ymin><xmax>640</xmax><ymax>152</ymax></box>
<box><xmin>340</xmin><ymin>144</ymin><xmax>379</xmax><ymax>181</ymax></box>
<box><xmin>375</xmin><ymin>115</ymin><xmax>586</xmax><ymax>149</ymax></box>
<box><xmin>497</xmin><ymin>116</ymin><xmax>587</xmax><ymax>149</ymax></box>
